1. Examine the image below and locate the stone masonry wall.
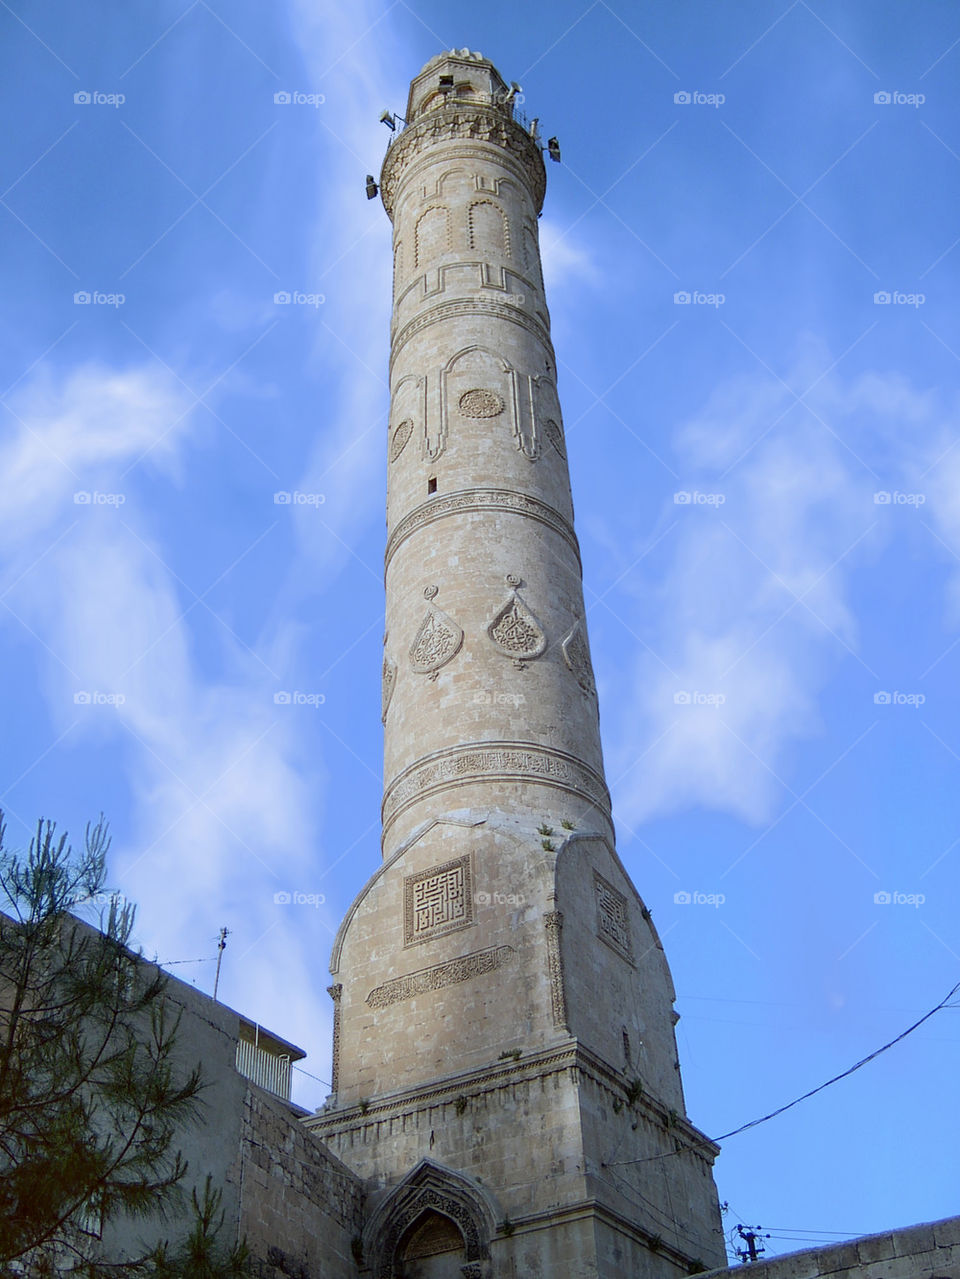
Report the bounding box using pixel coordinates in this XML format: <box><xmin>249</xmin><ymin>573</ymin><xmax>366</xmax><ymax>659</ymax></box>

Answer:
<box><xmin>705</xmin><ymin>1217</ymin><xmax>960</xmax><ymax>1279</ymax></box>
<box><xmin>238</xmin><ymin>1086</ymin><xmax>364</xmax><ymax>1278</ymax></box>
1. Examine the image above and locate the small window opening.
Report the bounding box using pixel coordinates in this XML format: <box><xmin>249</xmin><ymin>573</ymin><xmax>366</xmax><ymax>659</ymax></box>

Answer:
<box><xmin>438</xmin><ymin>74</ymin><xmax>454</xmax><ymax>90</ymax></box>
<box><xmin>427</xmin><ymin>476</ymin><xmax>437</xmax><ymax>495</ymax></box>
<box><xmin>622</xmin><ymin>1027</ymin><xmax>631</xmax><ymax>1064</ymax></box>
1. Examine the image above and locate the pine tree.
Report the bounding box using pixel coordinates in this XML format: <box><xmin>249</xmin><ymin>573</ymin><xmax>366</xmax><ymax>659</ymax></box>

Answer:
<box><xmin>0</xmin><ymin>812</ymin><xmax>249</xmax><ymax>1277</ymax></box>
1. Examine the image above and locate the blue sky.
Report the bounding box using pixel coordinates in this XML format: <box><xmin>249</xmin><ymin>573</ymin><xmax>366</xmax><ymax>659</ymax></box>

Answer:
<box><xmin>1</xmin><ymin>0</ymin><xmax>959</xmax><ymax>1260</ymax></box>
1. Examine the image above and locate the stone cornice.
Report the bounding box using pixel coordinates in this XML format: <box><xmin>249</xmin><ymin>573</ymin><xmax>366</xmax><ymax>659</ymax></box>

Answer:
<box><xmin>379</xmin><ymin>106</ymin><xmax>546</xmax><ymax>219</ymax></box>
<box><xmin>305</xmin><ymin>1039</ymin><xmax>719</xmax><ymax>1165</ymax></box>
<box><xmin>389</xmin><ymin>295</ymin><xmax>555</xmax><ymax>374</ymax></box>
<box><xmin>385</xmin><ymin>487</ymin><xmax>581</xmax><ymax>575</ymax></box>
<box><xmin>381</xmin><ymin>741</ymin><xmax>611</xmax><ymax>841</ymax></box>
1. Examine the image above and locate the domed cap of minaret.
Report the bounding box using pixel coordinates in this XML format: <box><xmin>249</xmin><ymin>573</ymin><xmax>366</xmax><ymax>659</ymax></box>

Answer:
<box><xmin>406</xmin><ymin>48</ymin><xmax>511</xmax><ymax>122</ymax></box>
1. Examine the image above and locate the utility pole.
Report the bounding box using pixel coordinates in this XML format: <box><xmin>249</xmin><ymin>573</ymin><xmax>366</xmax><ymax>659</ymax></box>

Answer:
<box><xmin>212</xmin><ymin>926</ymin><xmax>230</xmax><ymax>1002</ymax></box>
<box><xmin>736</xmin><ymin>1224</ymin><xmax>770</xmax><ymax>1263</ymax></box>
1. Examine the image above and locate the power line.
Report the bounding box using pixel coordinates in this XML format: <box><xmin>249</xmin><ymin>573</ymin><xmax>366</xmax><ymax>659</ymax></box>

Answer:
<box><xmin>606</xmin><ymin>977</ymin><xmax>960</xmax><ymax>1170</ymax></box>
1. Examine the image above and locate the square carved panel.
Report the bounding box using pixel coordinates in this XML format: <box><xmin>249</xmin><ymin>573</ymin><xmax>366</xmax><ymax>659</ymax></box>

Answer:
<box><xmin>404</xmin><ymin>855</ymin><xmax>474</xmax><ymax>946</ymax></box>
<box><xmin>594</xmin><ymin>871</ymin><xmax>632</xmax><ymax>959</ymax></box>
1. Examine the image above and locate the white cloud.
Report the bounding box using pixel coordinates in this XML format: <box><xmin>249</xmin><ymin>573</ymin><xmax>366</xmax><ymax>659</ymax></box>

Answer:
<box><xmin>607</xmin><ymin>354</ymin><xmax>954</xmax><ymax>827</ymax></box>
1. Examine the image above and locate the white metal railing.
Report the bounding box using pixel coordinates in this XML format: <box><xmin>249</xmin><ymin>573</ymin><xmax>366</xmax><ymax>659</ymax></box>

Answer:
<box><xmin>235</xmin><ymin>1038</ymin><xmax>291</xmax><ymax>1100</ymax></box>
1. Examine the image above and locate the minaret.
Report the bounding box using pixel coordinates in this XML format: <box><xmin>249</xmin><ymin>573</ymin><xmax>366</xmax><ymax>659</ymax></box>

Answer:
<box><xmin>307</xmin><ymin>51</ymin><xmax>726</xmax><ymax>1279</ymax></box>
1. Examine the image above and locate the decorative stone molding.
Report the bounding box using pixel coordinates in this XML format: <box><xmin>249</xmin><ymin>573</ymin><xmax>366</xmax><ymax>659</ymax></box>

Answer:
<box><xmin>409</xmin><ymin>585</ymin><xmax>464</xmax><ymax>678</ymax></box>
<box><xmin>403</xmin><ymin>854</ymin><xmax>474</xmax><ymax>945</ymax></box>
<box><xmin>383</xmin><ymin>741</ymin><xmax>611</xmax><ymax>837</ymax></box>
<box><xmin>380</xmin><ymin>106</ymin><xmax>546</xmax><ymax>219</ymax></box>
<box><xmin>390</xmin><ymin>295</ymin><xmax>553</xmax><ymax>371</ymax></box>
<box><xmin>367</xmin><ymin>944</ymin><xmax>514</xmax><ymax>1008</ymax></box>
<box><xmin>326</xmin><ymin>983</ymin><xmax>342</xmax><ymax>1093</ymax></box>
<box><xmin>385</xmin><ymin>488</ymin><xmax>581</xmax><ymax>574</ymax></box>
<box><xmin>543</xmin><ymin>911</ymin><xmax>568</xmax><ymax>1029</ymax></box>
<box><xmin>486</xmin><ymin>575</ymin><xmax>547</xmax><ymax>665</ymax></box>
<box><xmin>381</xmin><ymin>656</ymin><xmax>397</xmax><ymax>724</ymax></box>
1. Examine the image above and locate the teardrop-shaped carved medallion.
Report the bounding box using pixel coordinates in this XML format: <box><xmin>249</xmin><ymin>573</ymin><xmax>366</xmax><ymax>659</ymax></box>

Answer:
<box><xmin>390</xmin><ymin>419</ymin><xmax>414</xmax><ymax>462</ymax></box>
<box><xmin>561</xmin><ymin>619</ymin><xmax>596</xmax><ymax>694</ymax></box>
<box><xmin>487</xmin><ymin>578</ymin><xmax>546</xmax><ymax>662</ymax></box>
<box><xmin>409</xmin><ymin>587</ymin><xmax>463</xmax><ymax>678</ymax></box>
<box><xmin>543</xmin><ymin>418</ymin><xmax>566</xmax><ymax>459</ymax></box>
<box><xmin>382</xmin><ymin>656</ymin><xmax>397</xmax><ymax>723</ymax></box>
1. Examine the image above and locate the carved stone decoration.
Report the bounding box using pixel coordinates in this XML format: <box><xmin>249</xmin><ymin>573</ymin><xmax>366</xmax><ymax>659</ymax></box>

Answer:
<box><xmin>404</xmin><ymin>855</ymin><xmax>474</xmax><ymax>945</ymax></box>
<box><xmin>389</xmin><ymin>418</ymin><xmax>414</xmax><ymax>462</ymax></box>
<box><xmin>382</xmin><ymin>740</ymin><xmax>611</xmax><ymax>838</ymax></box>
<box><xmin>458</xmin><ymin>388</ymin><xmax>504</xmax><ymax>418</ymax></box>
<box><xmin>594</xmin><ymin>871</ymin><xmax>632</xmax><ymax>960</ymax></box>
<box><xmin>385</xmin><ymin>487</ymin><xmax>581</xmax><ymax>573</ymax></box>
<box><xmin>561</xmin><ymin>619</ymin><xmax>596</xmax><ymax>695</ymax></box>
<box><xmin>543</xmin><ymin>417</ymin><xmax>566</xmax><ymax>458</ymax></box>
<box><xmin>367</xmin><ymin>944</ymin><xmax>514</xmax><ymax>1008</ymax></box>
<box><xmin>409</xmin><ymin>585</ymin><xmax>463</xmax><ymax>679</ymax></box>
<box><xmin>544</xmin><ymin>912</ymin><xmax>568</xmax><ymax>1029</ymax></box>
<box><xmin>381</xmin><ymin>656</ymin><xmax>397</xmax><ymax>724</ymax></box>
<box><xmin>487</xmin><ymin>576</ymin><xmax>546</xmax><ymax>665</ymax></box>
<box><xmin>326</xmin><ymin>983</ymin><xmax>342</xmax><ymax>1093</ymax></box>
<box><xmin>372</xmin><ymin>1160</ymin><xmax>491</xmax><ymax>1279</ymax></box>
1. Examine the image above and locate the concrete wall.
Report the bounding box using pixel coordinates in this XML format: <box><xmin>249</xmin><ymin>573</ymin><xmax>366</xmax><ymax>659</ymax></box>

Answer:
<box><xmin>706</xmin><ymin>1218</ymin><xmax>960</xmax><ymax>1279</ymax></box>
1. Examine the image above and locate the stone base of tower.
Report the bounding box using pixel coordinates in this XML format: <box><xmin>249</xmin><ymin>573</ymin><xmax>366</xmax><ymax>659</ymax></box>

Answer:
<box><xmin>306</xmin><ymin>1040</ymin><xmax>725</xmax><ymax>1278</ymax></box>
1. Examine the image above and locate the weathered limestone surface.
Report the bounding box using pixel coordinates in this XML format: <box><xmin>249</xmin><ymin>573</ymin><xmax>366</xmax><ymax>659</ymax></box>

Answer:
<box><xmin>308</xmin><ymin>48</ymin><xmax>726</xmax><ymax>1278</ymax></box>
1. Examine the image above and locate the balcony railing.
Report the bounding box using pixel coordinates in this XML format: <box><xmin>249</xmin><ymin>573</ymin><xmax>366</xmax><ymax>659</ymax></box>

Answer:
<box><xmin>235</xmin><ymin>1037</ymin><xmax>292</xmax><ymax>1100</ymax></box>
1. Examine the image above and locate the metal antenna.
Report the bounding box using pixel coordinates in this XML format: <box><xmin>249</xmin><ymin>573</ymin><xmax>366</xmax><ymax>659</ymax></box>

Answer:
<box><xmin>212</xmin><ymin>927</ymin><xmax>230</xmax><ymax>1001</ymax></box>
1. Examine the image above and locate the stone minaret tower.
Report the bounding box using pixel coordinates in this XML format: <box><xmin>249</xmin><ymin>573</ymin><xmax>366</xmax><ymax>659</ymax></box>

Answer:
<box><xmin>307</xmin><ymin>50</ymin><xmax>725</xmax><ymax>1279</ymax></box>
